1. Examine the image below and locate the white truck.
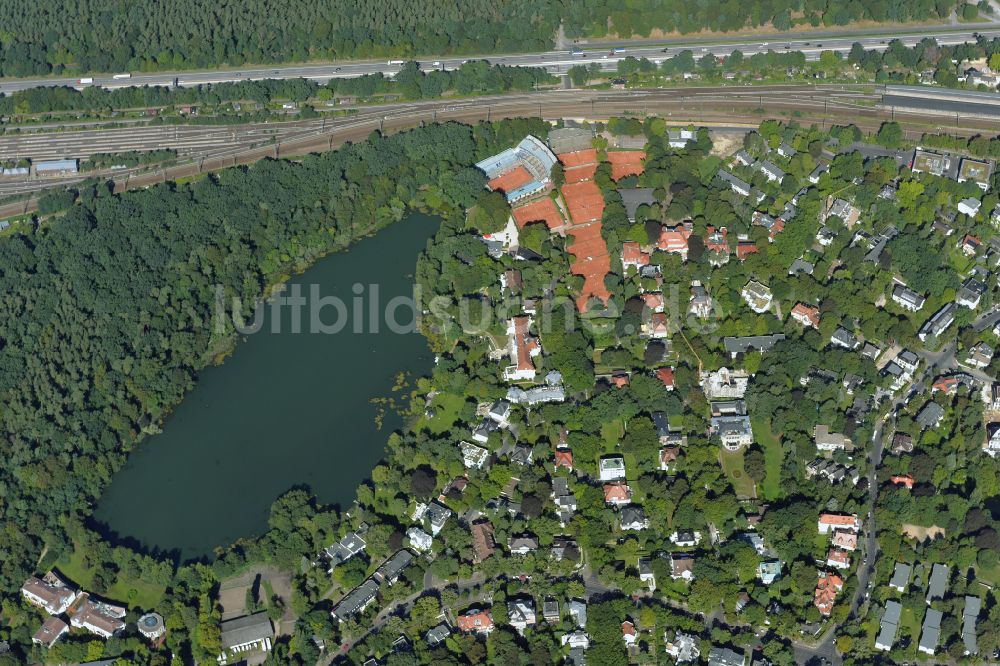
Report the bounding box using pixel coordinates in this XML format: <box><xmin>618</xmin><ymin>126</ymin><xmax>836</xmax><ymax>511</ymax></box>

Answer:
<box><xmin>112</xmin><ymin>73</ymin><xmax>132</xmax><ymax>80</ymax></box>
<box><xmin>78</xmin><ymin>77</ymin><xmax>94</xmax><ymax>84</ymax></box>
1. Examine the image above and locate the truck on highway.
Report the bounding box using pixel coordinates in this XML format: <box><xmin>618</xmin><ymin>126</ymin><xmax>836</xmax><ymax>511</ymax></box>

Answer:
<box><xmin>112</xmin><ymin>73</ymin><xmax>131</xmax><ymax>79</ymax></box>
<box><xmin>610</xmin><ymin>47</ymin><xmax>626</xmax><ymax>54</ymax></box>
<box><xmin>78</xmin><ymin>77</ymin><xmax>93</xmax><ymax>84</ymax></box>
<box><xmin>571</xmin><ymin>48</ymin><xmax>584</xmax><ymax>56</ymax></box>
<box><xmin>387</xmin><ymin>60</ymin><xmax>405</xmax><ymax>65</ymax></box>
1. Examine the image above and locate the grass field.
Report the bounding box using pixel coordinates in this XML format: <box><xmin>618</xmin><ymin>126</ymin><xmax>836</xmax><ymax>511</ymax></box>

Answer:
<box><xmin>753</xmin><ymin>418</ymin><xmax>784</xmax><ymax>501</ymax></box>
<box><xmin>55</xmin><ymin>542</ymin><xmax>166</xmax><ymax>609</ymax></box>
<box><xmin>420</xmin><ymin>392</ymin><xmax>466</xmax><ymax>434</ymax></box>
<box><xmin>719</xmin><ymin>449</ymin><xmax>756</xmax><ymax>499</ymax></box>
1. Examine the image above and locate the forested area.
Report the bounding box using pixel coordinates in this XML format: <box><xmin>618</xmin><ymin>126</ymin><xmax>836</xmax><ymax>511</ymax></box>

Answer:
<box><xmin>0</xmin><ymin>0</ymin><xmax>963</xmax><ymax>76</ymax></box>
<box><xmin>0</xmin><ymin>62</ymin><xmax>553</xmax><ymax>116</ymax></box>
<box><xmin>0</xmin><ymin>120</ymin><xmax>516</xmax><ymax>603</ymax></box>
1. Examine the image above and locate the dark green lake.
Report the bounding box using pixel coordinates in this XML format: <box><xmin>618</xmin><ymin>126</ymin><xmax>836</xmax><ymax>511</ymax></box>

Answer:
<box><xmin>93</xmin><ymin>214</ymin><xmax>438</xmax><ymax>561</ymax></box>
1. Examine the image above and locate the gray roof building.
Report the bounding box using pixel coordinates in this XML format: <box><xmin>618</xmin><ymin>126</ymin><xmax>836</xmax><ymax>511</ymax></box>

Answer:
<box><xmin>717</xmin><ymin>170</ymin><xmax>751</xmax><ymax>196</ymax></box>
<box><xmin>926</xmin><ymin>563</ymin><xmax>949</xmax><ymax>602</ymax></box>
<box><xmin>918</xmin><ymin>608</ymin><xmax>943</xmax><ymax>655</ymax></box>
<box><xmin>916</xmin><ymin>402</ymin><xmax>946</xmax><ymax>430</ymax></box>
<box><xmin>963</xmin><ymin>595</ymin><xmax>981</xmax><ymax>655</ymax></box>
<box><xmin>374</xmin><ymin>550</ymin><xmax>414</xmax><ymax>586</ymax></box>
<box><xmin>220</xmin><ymin>612</ymin><xmax>274</xmax><ymax>651</ymax></box>
<box><xmin>875</xmin><ymin>600</ymin><xmax>902</xmax><ymax>651</ymax></box>
<box><xmin>830</xmin><ymin>327</ymin><xmax>860</xmax><ymax>350</ymax></box>
<box><xmin>891</xmin><ymin>284</ymin><xmax>925</xmax><ymax>311</ymax></box>
<box><xmin>919</xmin><ymin>302</ymin><xmax>957</xmax><ymax>341</ymax></box>
<box><xmin>425</xmin><ymin>623</ymin><xmax>451</xmax><ymax>647</ymax></box>
<box><xmin>331</xmin><ymin>579</ymin><xmax>380</xmax><ymax>620</ymax></box>
<box><xmin>889</xmin><ymin>562</ymin><xmax>911</xmax><ymax>592</ymax></box>
<box><xmin>758</xmin><ymin>160</ymin><xmax>785</xmax><ymax>182</ymax></box>
<box><xmin>723</xmin><ymin>334</ymin><xmax>785</xmax><ymax>356</ymax></box>
<box><xmin>618</xmin><ymin>188</ymin><xmax>656</xmax><ymax>223</ymax></box>
<box><xmin>708</xmin><ymin>646</ymin><xmax>746</xmax><ymax>666</ymax></box>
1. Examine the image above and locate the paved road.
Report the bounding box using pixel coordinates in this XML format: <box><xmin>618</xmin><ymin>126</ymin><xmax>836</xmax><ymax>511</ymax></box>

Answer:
<box><xmin>1</xmin><ymin>28</ymin><xmax>998</xmax><ymax>95</ymax></box>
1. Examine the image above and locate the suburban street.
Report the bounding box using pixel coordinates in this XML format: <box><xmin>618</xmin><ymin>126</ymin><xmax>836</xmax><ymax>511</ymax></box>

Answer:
<box><xmin>1</xmin><ymin>27</ymin><xmax>999</xmax><ymax>95</ymax></box>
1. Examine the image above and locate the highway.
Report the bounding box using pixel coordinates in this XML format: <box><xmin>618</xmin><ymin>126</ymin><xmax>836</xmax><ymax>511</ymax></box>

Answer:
<box><xmin>0</xmin><ymin>28</ymin><xmax>998</xmax><ymax>95</ymax></box>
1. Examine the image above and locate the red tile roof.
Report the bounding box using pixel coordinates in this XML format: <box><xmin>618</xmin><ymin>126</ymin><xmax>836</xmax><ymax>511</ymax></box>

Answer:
<box><xmin>736</xmin><ymin>241</ymin><xmax>759</xmax><ymax>260</ymax></box>
<box><xmin>705</xmin><ymin>226</ymin><xmax>729</xmax><ymax>254</ymax></box>
<box><xmin>655</xmin><ymin>366</ymin><xmax>675</xmax><ymax>389</ymax></box>
<box><xmin>456</xmin><ymin>609</ymin><xmax>494</xmax><ymax>633</ymax></box>
<box><xmin>890</xmin><ymin>474</ymin><xmax>914</xmax><ymax>489</ymax></box>
<box><xmin>791</xmin><ymin>303</ymin><xmax>821</xmax><ymax>328</ymax></box>
<box><xmin>512</xmin><ymin>316</ymin><xmax>536</xmax><ymax>373</ymax></box>
<box><xmin>814</xmin><ymin>573</ymin><xmax>843</xmax><ymax>615</ymax></box>
<box><xmin>554</xmin><ymin>449</ymin><xmax>574</xmax><ymax>470</ymax></box>
<box><xmin>603</xmin><ymin>481</ymin><xmax>632</xmax><ymax>503</ymax></box>
<box><xmin>622</xmin><ymin>241</ymin><xmax>649</xmax><ymax>266</ymax></box>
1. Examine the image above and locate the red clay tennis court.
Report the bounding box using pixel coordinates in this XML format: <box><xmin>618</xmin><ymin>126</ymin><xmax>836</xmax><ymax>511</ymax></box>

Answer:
<box><xmin>561</xmin><ymin>178</ymin><xmax>610</xmax><ymax>311</ymax></box>
<box><xmin>561</xmin><ymin>181</ymin><xmax>605</xmax><ymax>225</ymax></box>
<box><xmin>512</xmin><ymin>197</ymin><xmax>565</xmax><ymax>230</ymax></box>
<box><xmin>567</xmin><ymin>223</ymin><xmax>611</xmax><ymax>311</ymax></box>
<box><xmin>608</xmin><ymin>151</ymin><xmax>646</xmax><ymax>180</ymax></box>
<box><xmin>558</xmin><ymin>149</ymin><xmax>598</xmax><ymax>183</ymax></box>
<box><xmin>487</xmin><ymin>166</ymin><xmax>533</xmax><ymax>194</ymax></box>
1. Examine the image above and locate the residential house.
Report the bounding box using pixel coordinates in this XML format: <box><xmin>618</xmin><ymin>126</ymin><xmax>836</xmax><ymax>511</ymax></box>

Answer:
<box><xmin>758</xmin><ymin>560</ymin><xmax>782</xmax><ymax>585</ymax></box>
<box><xmin>808</xmin><ymin>163</ymin><xmax>828</xmax><ymax>184</ymax></box>
<box><xmin>911</xmin><ymin>149</ymin><xmax>952</xmax><ymax>176</ymax></box>
<box><xmin>561</xmin><ymin>631</ymin><xmax>590</xmax><ymax>649</ymax></box>
<box><xmin>957</xmin><ymin>277</ymin><xmax>986</xmax><ymax>308</ymax></box>
<box><xmin>638</xmin><ymin>557</ymin><xmax>656</xmax><ymax>591</ymax></box>
<box><xmin>621</xmin><ymin>620</ymin><xmax>637</xmax><ymax>647</ymax></box>
<box><xmin>620</xmin><ymin>505</ymin><xmax>649</xmax><ymax>530</ymax></box>
<box><xmin>664</xmin><ymin>631</ymin><xmax>701</xmax><ymax>663</ymax></box>
<box><xmin>891</xmin><ymin>284</ymin><xmax>925</xmax><ymax>311</ymax></box>
<box><xmin>425</xmin><ymin>502</ymin><xmax>452</xmax><ymax>535</ymax></box>
<box><xmin>599</xmin><ymin>456</ymin><xmax>627</xmax><ymax>481</ymax></box>
<box><xmin>711</xmin><ymin>415</ymin><xmax>753</xmax><ymax>450</ymax></box>
<box><xmin>919</xmin><ymin>303</ymin><xmax>957</xmax><ymax>341</ymax></box>
<box><xmin>965</xmin><ymin>342</ymin><xmax>994</xmax><ymax>369</ymax></box>
<box><xmin>670</xmin><ymin>553</ymin><xmax>696</xmax><ymax>581</ymax></box>
<box><xmin>791</xmin><ymin>303</ymin><xmax>820</xmax><ymax>328</ymax></box>
<box><xmin>69</xmin><ymin>595</ymin><xmax>126</xmax><ymax>639</ymax></box>
<box><xmin>826</xmin><ymin>198</ymin><xmax>860</xmax><ymax>228</ymax></box>
<box><xmin>619</xmin><ymin>187</ymin><xmax>656</xmax><ymax>223</ymax></box>
<box><xmin>567</xmin><ymin>599</ymin><xmax>588</xmax><ymax>627</ymax></box>
<box><xmin>788</xmin><ymin>257</ymin><xmax>814</xmax><ymax>275</ymax></box>
<box><xmin>509</xmin><ymin>534</ymin><xmax>539</xmax><ymax>556</ymax></box>
<box><xmin>426</xmin><ymin>623</ymin><xmax>451</xmax><ymax>647</ymax></box>
<box><xmin>963</xmin><ymin>595</ymin><xmax>981</xmax><ymax>655</ymax></box>
<box><xmin>471</xmin><ymin>521</ymin><xmax>496</xmax><ymax>563</ymax></box>
<box><xmin>926</xmin><ymin>563</ymin><xmax>949</xmax><ymax>603</ymax></box>
<box><xmin>723</xmin><ymin>334</ymin><xmax>785</xmax><ymax>357</ymax></box>
<box><xmin>702</xmin><ymin>367</ymin><xmax>749</xmax><ymax>399</ymax></box>
<box><xmin>818</xmin><ymin>513</ymin><xmax>860</xmax><ymax>534</ymax></box>
<box><xmin>814</xmin><ymin>572</ymin><xmax>843</xmax><ymax>616</ymax></box>
<box><xmin>374</xmin><ymin>550</ymin><xmax>413</xmax><ymax>586</ymax></box>
<box><xmin>816</xmin><ymin>226</ymin><xmax>836</xmax><ymax>246</ymax></box>
<box><xmin>32</xmin><ymin>617</ymin><xmax>69</xmax><ymax>648</ymax></box>
<box><xmin>916</xmin><ymin>401</ymin><xmax>945</xmax><ymax>429</ymax></box>
<box><xmin>670</xmin><ymin>530</ymin><xmax>702</xmax><ymax>547</ymax></box>
<box><xmin>741</xmin><ymin>280</ymin><xmax>773</xmax><ymax>313</ymax></box>
<box><xmin>504</xmin><ymin>315</ymin><xmax>540</xmax><ymax>381</ymax></box>
<box><xmin>219</xmin><ymin>613</ymin><xmax>274</xmax><ymax>659</ymax></box>
<box><xmin>889</xmin><ymin>562</ymin><xmax>911</xmax><ymax>592</ymax></box>
<box><xmin>830</xmin><ymin>327</ymin><xmax>860</xmax><ymax>350</ymax></box>
<box><xmin>733</xmin><ymin>150</ymin><xmax>754</xmax><ymax>167</ymax></box>
<box><xmin>957</xmin><ymin>157</ymin><xmax>991</xmax><ymax>190</ymax></box>
<box><xmin>875</xmin><ymin>600</ymin><xmax>902</xmax><ymax>651</ymax></box>
<box><xmin>406</xmin><ymin>527</ymin><xmax>433</xmax><ymax>552</ymax></box>
<box><xmin>659</xmin><ymin>446</ymin><xmax>680</xmax><ymax>472</ymax></box>
<box><xmin>330</xmin><ymin>580</ymin><xmax>380</xmax><ymax>620</ymax></box>
<box><xmin>777</xmin><ymin>142</ymin><xmax>796</xmax><ymax>158</ymax></box>
<box><xmin>643</xmin><ymin>312</ymin><xmax>670</xmax><ymax>339</ymax></box>
<box><xmin>621</xmin><ymin>241</ymin><xmax>650</xmax><ymax>272</ymax></box>
<box><xmin>508</xmin><ymin>598</ymin><xmax>536</xmax><ymax>633</ymax></box>
<box><xmin>668</xmin><ymin>129</ymin><xmax>696</xmax><ymax>148</ymax></box>
<box><xmin>758</xmin><ymin>160</ymin><xmax>785</xmax><ymax>183</ymax></box>
<box><xmin>455</xmin><ymin>609</ymin><xmax>494</xmax><ymax>635</ymax></box>
<box><xmin>826</xmin><ymin>549</ymin><xmax>851</xmax><ymax>569</ymax></box>
<box><xmin>814</xmin><ymin>425</ymin><xmax>853</xmax><ymax>453</ymax></box>
<box><xmin>21</xmin><ymin>574</ymin><xmax>79</xmax><ymax>615</ymax></box>
<box><xmin>919</xmin><ymin>608</ymin><xmax>943</xmax><ymax>655</ymax></box>
<box><xmin>542</xmin><ymin>598</ymin><xmax>560</xmax><ymax>623</ymax></box>
<box><xmin>659</xmin><ymin>222</ymin><xmax>693</xmax><ymax>258</ymax></box>
<box><xmin>708</xmin><ymin>646</ymin><xmax>746</xmax><ymax>666</ymax></box>
<box><xmin>718</xmin><ymin>170</ymin><xmax>751</xmax><ymax>196</ymax></box>
<box><xmin>959</xmin><ymin>197</ymin><xmax>982</xmax><ymax>217</ymax></box>
<box><xmin>832</xmin><ymin>530</ymin><xmax>858</xmax><ymax>551</ymax></box>
<box><xmin>604</xmin><ymin>481</ymin><xmax>632</xmax><ymax>506</ymax></box>
<box><xmin>554</xmin><ymin>448</ymin><xmax>574</xmax><ymax>471</ymax></box>
<box><xmin>689</xmin><ymin>281</ymin><xmax>713</xmax><ymax>317</ymax></box>
<box><xmin>460</xmin><ymin>441</ymin><xmax>489</xmax><ymax>469</ymax></box>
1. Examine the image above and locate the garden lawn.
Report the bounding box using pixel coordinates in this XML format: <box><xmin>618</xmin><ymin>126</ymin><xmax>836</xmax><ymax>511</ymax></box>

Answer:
<box><xmin>753</xmin><ymin>418</ymin><xmax>784</xmax><ymax>500</ymax></box>
<box><xmin>719</xmin><ymin>449</ymin><xmax>756</xmax><ymax>499</ymax></box>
